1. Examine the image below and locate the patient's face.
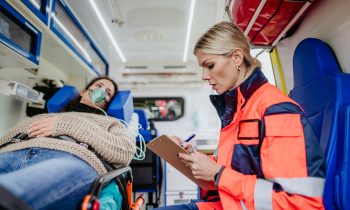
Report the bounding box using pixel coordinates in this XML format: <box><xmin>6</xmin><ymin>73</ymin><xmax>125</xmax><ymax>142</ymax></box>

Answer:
<box><xmin>80</xmin><ymin>79</ymin><xmax>116</xmax><ymax>109</ymax></box>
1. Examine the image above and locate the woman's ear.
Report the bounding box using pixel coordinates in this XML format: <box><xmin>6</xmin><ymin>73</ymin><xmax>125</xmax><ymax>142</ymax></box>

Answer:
<box><xmin>232</xmin><ymin>48</ymin><xmax>244</xmax><ymax>67</ymax></box>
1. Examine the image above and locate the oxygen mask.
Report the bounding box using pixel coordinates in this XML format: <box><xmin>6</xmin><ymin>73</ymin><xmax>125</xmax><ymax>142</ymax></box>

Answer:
<box><xmin>88</xmin><ymin>88</ymin><xmax>108</xmax><ymax>116</ymax></box>
<box><xmin>89</xmin><ymin>88</ymin><xmax>107</xmax><ymax>104</ymax></box>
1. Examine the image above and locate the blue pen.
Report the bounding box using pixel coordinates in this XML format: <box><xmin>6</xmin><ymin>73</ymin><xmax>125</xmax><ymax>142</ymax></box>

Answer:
<box><xmin>184</xmin><ymin>134</ymin><xmax>196</xmax><ymax>143</ymax></box>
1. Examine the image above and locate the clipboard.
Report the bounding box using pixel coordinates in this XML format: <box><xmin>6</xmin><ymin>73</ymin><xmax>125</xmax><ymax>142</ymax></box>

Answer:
<box><xmin>147</xmin><ymin>135</ymin><xmax>216</xmax><ymax>190</ymax></box>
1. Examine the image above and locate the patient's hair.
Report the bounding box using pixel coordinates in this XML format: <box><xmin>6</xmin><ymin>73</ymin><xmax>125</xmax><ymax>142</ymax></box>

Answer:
<box><xmin>63</xmin><ymin>76</ymin><xmax>118</xmax><ymax>113</ymax></box>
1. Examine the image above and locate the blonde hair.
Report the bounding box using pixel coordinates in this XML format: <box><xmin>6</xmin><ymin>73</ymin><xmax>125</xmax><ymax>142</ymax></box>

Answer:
<box><xmin>194</xmin><ymin>21</ymin><xmax>261</xmax><ymax>69</ymax></box>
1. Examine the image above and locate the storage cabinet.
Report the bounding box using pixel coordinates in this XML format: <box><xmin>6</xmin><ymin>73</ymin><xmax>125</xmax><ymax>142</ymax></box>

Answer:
<box><xmin>0</xmin><ymin>0</ymin><xmax>41</xmax><ymax>67</ymax></box>
<box><xmin>21</xmin><ymin>0</ymin><xmax>50</xmax><ymax>24</ymax></box>
<box><xmin>50</xmin><ymin>0</ymin><xmax>108</xmax><ymax>76</ymax></box>
<box><xmin>2</xmin><ymin>0</ymin><xmax>108</xmax><ymax>77</ymax></box>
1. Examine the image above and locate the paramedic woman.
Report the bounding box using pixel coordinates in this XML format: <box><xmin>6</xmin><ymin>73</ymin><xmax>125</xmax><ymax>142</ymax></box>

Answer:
<box><xmin>155</xmin><ymin>21</ymin><xmax>326</xmax><ymax>210</ymax></box>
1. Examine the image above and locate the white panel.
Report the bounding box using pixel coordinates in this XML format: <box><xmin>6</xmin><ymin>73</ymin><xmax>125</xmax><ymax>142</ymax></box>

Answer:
<box><xmin>276</xmin><ymin>0</ymin><xmax>350</xmax><ymax>91</ymax></box>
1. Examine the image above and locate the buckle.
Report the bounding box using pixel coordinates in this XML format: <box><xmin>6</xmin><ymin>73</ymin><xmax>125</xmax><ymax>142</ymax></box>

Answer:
<box><xmin>11</xmin><ymin>133</ymin><xmax>29</xmax><ymax>143</ymax></box>
<box><xmin>79</xmin><ymin>143</ymin><xmax>89</xmax><ymax>149</ymax></box>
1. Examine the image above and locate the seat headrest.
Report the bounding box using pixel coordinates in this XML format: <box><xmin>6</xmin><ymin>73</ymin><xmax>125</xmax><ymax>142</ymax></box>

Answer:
<box><xmin>47</xmin><ymin>86</ymin><xmax>79</xmax><ymax>113</ymax></box>
<box><xmin>47</xmin><ymin>86</ymin><xmax>134</xmax><ymax>123</ymax></box>
<box><xmin>293</xmin><ymin>38</ymin><xmax>341</xmax><ymax>87</ymax></box>
<box><xmin>107</xmin><ymin>90</ymin><xmax>134</xmax><ymax>123</ymax></box>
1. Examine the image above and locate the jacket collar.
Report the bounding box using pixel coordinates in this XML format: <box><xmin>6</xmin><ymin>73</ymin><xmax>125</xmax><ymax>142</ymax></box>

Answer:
<box><xmin>210</xmin><ymin>68</ymin><xmax>268</xmax><ymax>123</ymax></box>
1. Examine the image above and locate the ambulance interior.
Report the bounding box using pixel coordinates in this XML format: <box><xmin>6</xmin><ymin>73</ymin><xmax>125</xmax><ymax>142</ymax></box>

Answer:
<box><xmin>0</xmin><ymin>0</ymin><xmax>349</xmax><ymax>209</ymax></box>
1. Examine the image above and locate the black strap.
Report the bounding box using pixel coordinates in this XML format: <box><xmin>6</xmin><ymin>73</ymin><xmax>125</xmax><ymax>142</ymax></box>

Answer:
<box><xmin>57</xmin><ymin>135</ymin><xmax>114</xmax><ymax>172</ymax></box>
<box><xmin>1</xmin><ymin>134</ymin><xmax>114</xmax><ymax>172</ymax></box>
<box><xmin>0</xmin><ymin>133</ymin><xmax>32</xmax><ymax>149</ymax></box>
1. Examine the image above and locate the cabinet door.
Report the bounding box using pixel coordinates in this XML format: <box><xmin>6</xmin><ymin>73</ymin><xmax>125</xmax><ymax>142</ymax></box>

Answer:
<box><xmin>0</xmin><ymin>0</ymin><xmax>41</xmax><ymax>65</ymax></box>
<box><xmin>50</xmin><ymin>0</ymin><xmax>108</xmax><ymax>76</ymax></box>
<box><xmin>21</xmin><ymin>0</ymin><xmax>50</xmax><ymax>24</ymax></box>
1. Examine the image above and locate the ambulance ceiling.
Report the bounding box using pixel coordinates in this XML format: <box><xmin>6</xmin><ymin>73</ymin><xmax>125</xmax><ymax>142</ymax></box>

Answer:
<box><xmin>65</xmin><ymin>0</ymin><xmax>227</xmax><ymax>69</ymax></box>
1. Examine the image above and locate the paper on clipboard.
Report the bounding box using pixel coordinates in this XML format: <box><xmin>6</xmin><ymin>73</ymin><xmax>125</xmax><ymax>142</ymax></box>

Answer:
<box><xmin>147</xmin><ymin>135</ymin><xmax>216</xmax><ymax>190</ymax></box>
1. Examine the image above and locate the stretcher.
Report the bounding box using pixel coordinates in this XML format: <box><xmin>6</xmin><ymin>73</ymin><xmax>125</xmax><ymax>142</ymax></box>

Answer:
<box><xmin>81</xmin><ymin>166</ymin><xmax>144</xmax><ymax>210</ymax></box>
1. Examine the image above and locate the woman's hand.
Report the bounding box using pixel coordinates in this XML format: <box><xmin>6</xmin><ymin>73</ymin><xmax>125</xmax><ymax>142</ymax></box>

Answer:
<box><xmin>28</xmin><ymin>116</ymin><xmax>58</xmax><ymax>137</ymax></box>
<box><xmin>178</xmin><ymin>151</ymin><xmax>222</xmax><ymax>181</ymax></box>
<box><xmin>169</xmin><ymin>135</ymin><xmax>195</xmax><ymax>153</ymax></box>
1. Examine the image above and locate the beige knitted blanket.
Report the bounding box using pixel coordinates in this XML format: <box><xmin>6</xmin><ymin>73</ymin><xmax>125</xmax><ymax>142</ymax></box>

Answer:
<box><xmin>0</xmin><ymin>112</ymin><xmax>136</xmax><ymax>174</ymax></box>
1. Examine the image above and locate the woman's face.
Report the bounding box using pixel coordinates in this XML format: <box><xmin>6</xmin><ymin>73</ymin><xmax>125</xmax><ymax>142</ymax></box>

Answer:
<box><xmin>80</xmin><ymin>79</ymin><xmax>116</xmax><ymax>109</ymax></box>
<box><xmin>196</xmin><ymin>51</ymin><xmax>240</xmax><ymax>94</ymax></box>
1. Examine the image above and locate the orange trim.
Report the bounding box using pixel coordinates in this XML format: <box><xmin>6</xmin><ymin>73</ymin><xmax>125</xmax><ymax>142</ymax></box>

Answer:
<box><xmin>81</xmin><ymin>195</ymin><xmax>92</xmax><ymax>210</ymax></box>
<box><xmin>127</xmin><ymin>181</ymin><xmax>132</xmax><ymax>208</ymax></box>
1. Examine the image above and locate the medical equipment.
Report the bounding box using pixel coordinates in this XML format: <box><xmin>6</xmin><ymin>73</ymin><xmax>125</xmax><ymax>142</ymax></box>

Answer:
<box><xmin>0</xmin><ymin>78</ymin><xmax>44</xmax><ymax>103</ymax></box>
<box><xmin>119</xmin><ymin>113</ymin><xmax>146</xmax><ymax>161</ymax></box>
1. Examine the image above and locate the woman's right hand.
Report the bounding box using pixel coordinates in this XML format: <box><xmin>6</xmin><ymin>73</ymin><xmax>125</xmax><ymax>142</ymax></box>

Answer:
<box><xmin>169</xmin><ymin>135</ymin><xmax>195</xmax><ymax>153</ymax></box>
<box><xmin>28</xmin><ymin>116</ymin><xmax>58</xmax><ymax>137</ymax></box>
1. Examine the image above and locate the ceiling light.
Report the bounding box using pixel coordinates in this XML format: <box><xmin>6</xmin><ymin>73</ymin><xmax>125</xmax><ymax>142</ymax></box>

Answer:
<box><xmin>88</xmin><ymin>0</ymin><xmax>126</xmax><ymax>63</ymax></box>
<box><xmin>183</xmin><ymin>0</ymin><xmax>196</xmax><ymax>63</ymax></box>
<box><xmin>29</xmin><ymin>0</ymin><xmax>40</xmax><ymax>9</ymax></box>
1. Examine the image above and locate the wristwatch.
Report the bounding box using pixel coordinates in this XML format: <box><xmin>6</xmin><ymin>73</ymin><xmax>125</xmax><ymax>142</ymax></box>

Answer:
<box><xmin>214</xmin><ymin>171</ymin><xmax>219</xmax><ymax>182</ymax></box>
<box><xmin>214</xmin><ymin>166</ymin><xmax>225</xmax><ymax>186</ymax></box>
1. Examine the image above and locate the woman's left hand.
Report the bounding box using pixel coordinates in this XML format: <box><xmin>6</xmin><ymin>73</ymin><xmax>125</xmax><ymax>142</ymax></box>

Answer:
<box><xmin>28</xmin><ymin>116</ymin><xmax>58</xmax><ymax>137</ymax></box>
<box><xmin>178</xmin><ymin>152</ymin><xmax>222</xmax><ymax>181</ymax></box>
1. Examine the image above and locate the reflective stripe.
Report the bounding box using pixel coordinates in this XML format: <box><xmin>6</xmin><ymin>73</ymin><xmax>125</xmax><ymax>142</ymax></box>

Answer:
<box><xmin>255</xmin><ymin>179</ymin><xmax>273</xmax><ymax>210</ymax></box>
<box><xmin>240</xmin><ymin>201</ymin><xmax>248</xmax><ymax>210</ymax></box>
<box><xmin>268</xmin><ymin>177</ymin><xmax>325</xmax><ymax>197</ymax></box>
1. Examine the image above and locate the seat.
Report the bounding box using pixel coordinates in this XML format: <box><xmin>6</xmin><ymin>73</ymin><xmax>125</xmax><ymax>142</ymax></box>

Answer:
<box><xmin>47</xmin><ymin>86</ymin><xmax>143</xmax><ymax>210</ymax></box>
<box><xmin>290</xmin><ymin>38</ymin><xmax>350</xmax><ymax>210</ymax></box>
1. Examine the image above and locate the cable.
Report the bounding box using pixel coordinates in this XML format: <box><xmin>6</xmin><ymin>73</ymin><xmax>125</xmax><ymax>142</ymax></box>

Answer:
<box><xmin>92</xmin><ymin>102</ymin><xmax>108</xmax><ymax>116</ymax></box>
<box><xmin>118</xmin><ymin>116</ymin><xmax>146</xmax><ymax>161</ymax></box>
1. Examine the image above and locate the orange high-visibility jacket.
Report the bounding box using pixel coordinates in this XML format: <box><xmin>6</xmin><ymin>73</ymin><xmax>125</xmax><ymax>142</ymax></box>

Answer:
<box><xmin>195</xmin><ymin>69</ymin><xmax>325</xmax><ymax>210</ymax></box>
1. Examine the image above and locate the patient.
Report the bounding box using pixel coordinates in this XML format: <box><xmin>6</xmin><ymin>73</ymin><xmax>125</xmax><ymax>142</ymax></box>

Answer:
<box><xmin>0</xmin><ymin>76</ymin><xmax>136</xmax><ymax>210</ymax></box>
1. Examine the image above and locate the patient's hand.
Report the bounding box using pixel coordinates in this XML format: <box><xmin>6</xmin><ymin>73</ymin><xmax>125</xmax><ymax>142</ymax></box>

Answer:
<box><xmin>29</xmin><ymin>116</ymin><xmax>58</xmax><ymax>137</ymax></box>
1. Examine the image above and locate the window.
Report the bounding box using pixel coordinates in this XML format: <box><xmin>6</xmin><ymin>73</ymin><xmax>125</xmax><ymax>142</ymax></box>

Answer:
<box><xmin>134</xmin><ymin>97</ymin><xmax>185</xmax><ymax>121</ymax></box>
